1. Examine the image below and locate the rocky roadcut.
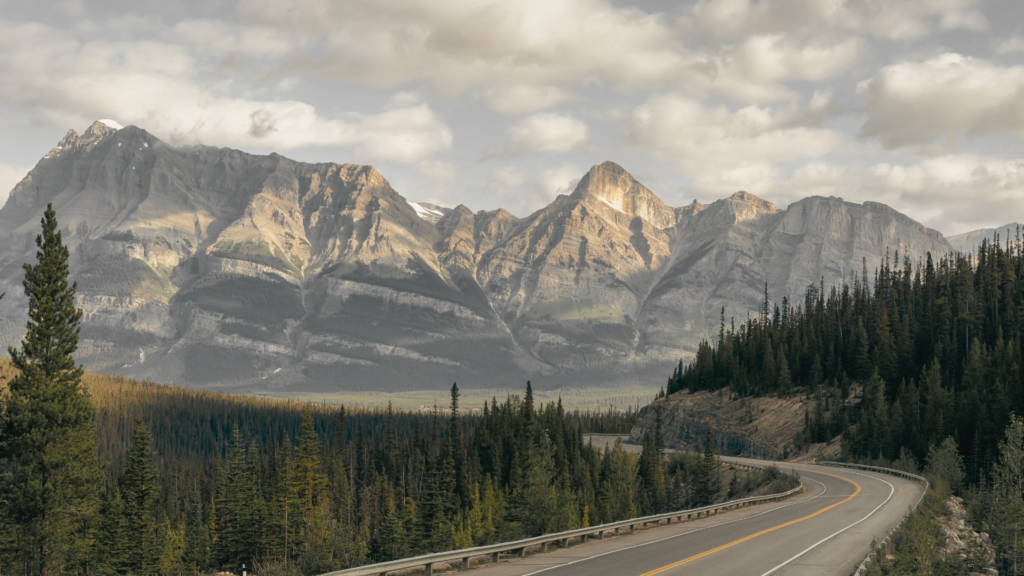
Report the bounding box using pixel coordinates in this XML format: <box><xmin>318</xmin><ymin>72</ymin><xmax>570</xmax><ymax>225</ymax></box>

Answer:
<box><xmin>0</xmin><ymin>122</ymin><xmax>955</xmax><ymax>391</ymax></box>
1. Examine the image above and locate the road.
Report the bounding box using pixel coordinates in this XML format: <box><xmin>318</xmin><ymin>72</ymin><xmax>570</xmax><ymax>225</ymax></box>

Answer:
<box><xmin>461</xmin><ymin>436</ymin><xmax>923</xmax><ymax>576</ymax></box>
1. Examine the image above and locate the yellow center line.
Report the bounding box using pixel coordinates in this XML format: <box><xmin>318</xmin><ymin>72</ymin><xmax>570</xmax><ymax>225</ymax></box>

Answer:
<box><xmin>637</xmin><ymin>468</ymin><xmax>861</xmax><ymax>576</ymax></box>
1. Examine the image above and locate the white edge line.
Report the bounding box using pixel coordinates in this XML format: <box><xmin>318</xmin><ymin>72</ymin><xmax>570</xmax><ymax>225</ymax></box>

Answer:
<box><xmin>519</xmin><ymin>476</ymin><xmax>828</xmax><ymax>576</ymax></box>
<box><xmin>758</xmin><ymin>468</ymin><xmax>898</xmax><ymax>576</ymax></box>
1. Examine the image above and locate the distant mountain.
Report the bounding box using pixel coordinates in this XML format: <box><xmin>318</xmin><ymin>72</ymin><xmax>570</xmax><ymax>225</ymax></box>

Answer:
<box><xmin>0</xmin><ymin>122</ymin><xmax>955</xmax><ymax>392</ymax></box>
<box><xmin>947</xmin><ymin>223</ymin><xmax>1022</xmax><ymax>254</ymax></box>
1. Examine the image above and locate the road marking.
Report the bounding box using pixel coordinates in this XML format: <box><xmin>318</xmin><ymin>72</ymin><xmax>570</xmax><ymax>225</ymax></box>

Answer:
<box><xmin>636</xmin><ymin>468</ymin><xmax>860</xmax><ymax>576</ymax></box>
<box><xmin>758</xmin><ymin>469</ymin><xmax>896</xmax><ymax>576</ymax></box>
<box><xmin>518</xmin><ymin>477</ymin><xmax>828</xmax><ymax>576</ymax></box>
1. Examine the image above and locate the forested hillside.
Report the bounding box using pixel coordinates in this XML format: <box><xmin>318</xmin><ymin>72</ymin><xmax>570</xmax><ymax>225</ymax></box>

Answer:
<box><xmin>0</xmin><ymin>367</ymin><xmax>792</xmax><ymax>575</ymax></box>
<box><xmin>669</xmin><ymin>231</ymin><xmax>1024</xmax><ymax>570</ymax></box>
<box><xmin>0</xmin><ymin>361</ymin><xmax>664</xmax><ymax>574</ymax></box>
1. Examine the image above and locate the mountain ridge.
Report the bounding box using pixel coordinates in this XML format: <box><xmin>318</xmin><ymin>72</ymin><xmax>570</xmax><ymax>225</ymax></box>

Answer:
<box><xmin>0</xmin><ymin>122</ymin><xmax>966</xmax><ymax>392</ymax></box>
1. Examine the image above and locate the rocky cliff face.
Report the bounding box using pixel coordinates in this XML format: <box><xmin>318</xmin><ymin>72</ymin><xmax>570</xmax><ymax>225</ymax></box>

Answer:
<box><xmin>0</xmin><ymin>123</ymin><xmax>958</xmax><ymax>392</ymax></box>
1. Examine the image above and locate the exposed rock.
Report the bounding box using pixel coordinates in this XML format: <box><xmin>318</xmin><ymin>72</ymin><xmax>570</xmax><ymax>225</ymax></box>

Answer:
<box><xmin>0</xmin><ymin>126</ymin><xmax>965</xmax><ymax>392</ymax></box>
<box><xmin>629</xmin><ymin>387</ymin><xmax>852</xmax><ymax>460</ymax></box>
<box><xmin>940</xmin><ymin>496</ymin><xmax>997</xmax><ymax>573</ymax></box>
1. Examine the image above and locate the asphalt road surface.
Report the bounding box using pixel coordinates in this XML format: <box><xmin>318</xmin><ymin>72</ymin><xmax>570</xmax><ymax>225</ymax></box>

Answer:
<box><xmin>464</xmin><ymin>437</ymin><xmax>923</xmax><ymax>576</ymax></box>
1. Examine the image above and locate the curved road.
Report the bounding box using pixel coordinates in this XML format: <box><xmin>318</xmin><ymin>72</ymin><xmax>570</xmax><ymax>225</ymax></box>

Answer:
<box><xmin>463</xmin><ymin>446</ymin><xmax>923</xmax><ymax>576</ymax></box>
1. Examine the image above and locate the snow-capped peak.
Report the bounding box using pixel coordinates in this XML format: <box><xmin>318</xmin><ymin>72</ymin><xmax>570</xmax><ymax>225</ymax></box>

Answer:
<box><xmin>409</xmin><ymin>201</ymin><xmax>446</xmax><ymax>224</ymax></box>
<box><xmin>98</xmin><ymin>119</ymin><xmax>124</xmax><ymax>130</ymax></box>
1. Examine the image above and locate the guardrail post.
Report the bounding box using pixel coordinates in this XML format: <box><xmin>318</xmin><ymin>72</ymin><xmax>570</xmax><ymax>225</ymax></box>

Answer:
<box><xmin>598</xmin><ymin>531</ymin><xmax>605</xmax><ymax>540</ymax></box>
<box><xmin>541</xmin><ymin>542</ymin><xmax>548</xmax><ymax>553</ymax></box>
<box><xmin>462</xmin><ymin>557</ymin><xmax>470</xmax><ymax>569</ymax></box>
<box><xmin>493</xmin><ymin>552</ymin><xmax>500</xmax><ymax>564</ymax></box>
<box><xmin>518</xmin><ymin>547</ymin><xmax>527</xmax><ymax>558</ymax></box>
<box><xmin>425</xmin><ymin>563</ymin><xmax>433</xmax><ymax>576</ymax></box>
<box><xmin>562</xmin><ymin>538</ymin><xmax>569</xmax><ymax>548</ymax></box>
<box><xmin>615</xmin><ymin>527</ymin><xmax>620</xmax><ymax>535</ymax></box>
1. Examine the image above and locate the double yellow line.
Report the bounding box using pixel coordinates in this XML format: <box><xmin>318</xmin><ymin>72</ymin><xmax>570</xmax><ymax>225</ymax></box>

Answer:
<box><xmin>637</xmin><ymin>468</ymin><xmax>861</xmax><ymax>576</ymax></box>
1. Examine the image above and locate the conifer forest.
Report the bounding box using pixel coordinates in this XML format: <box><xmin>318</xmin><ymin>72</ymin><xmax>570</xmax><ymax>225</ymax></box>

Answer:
<box><xmin>671</xmin><ymin>233</ymin><xmax>1024</xmax><ymax>571</ymax></box>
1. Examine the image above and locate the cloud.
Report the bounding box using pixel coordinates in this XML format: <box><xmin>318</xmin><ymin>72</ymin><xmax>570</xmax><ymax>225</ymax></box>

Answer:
<box><xmin>172</xmin><ymin>19</ymin><xmax>295</xmax><ymax>58</ymax></box>
<box><xmin>484</xmin><ymin>85</ymin><xmax>575</xmax><ymax>116</ymax></box>
<box><xmin>0</xmin><ymin>20</ymin><xmax>452</xmax><ymax>164</ymax></box>
<box><xmin>349</xmin><ymin>104</ymin><xmax>453</xmax><ymax>163</ymax></box>
<box><xmin>236</xmin><ymin>0</ymin><xmax>711</xmax><ymax>106</ymax></box>
<box><xmin>489</xmin><ymin>166</ymin><xmax>527</xmax><ymax>193</ymax></box>
<box><xmin>629</xmin><ymin>94</ymin><xmax>843</xmax><ymax>195</ymax></box>
<box><xmin>995</xmin><ymin>36</ymin><xmax>1024</xmax><ymax>55</ymax></box>
<box><xmin>858</xmin><ymin>53</ymin><xmax>1024</xmax><ymax>148</ymax></box>
<box><xmin>529</xmin><ymin>162</ymin><xmax>583</xmax><ymax>210</ymax></box>
<box><xmin>722</xmin><ymin>35</ymin><xmax>861</xmax><ymax>82</ymax></box>
<box><xmin>505</xmin><ymin>113</ymin><xmax>588</xmax><ymax>154</ymax></box>
<box><xmin>691</xmin><ymin>0</ymin><xmax>986</xmax><ymax>41</ymax></box>
<box><xmin>750</xmin><ymin>154</ymin><xmax>1024</xmax><ymax>236</ymax></box>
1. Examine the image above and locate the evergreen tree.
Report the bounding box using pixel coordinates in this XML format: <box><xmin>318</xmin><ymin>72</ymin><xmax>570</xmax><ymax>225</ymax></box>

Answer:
<box><xmin>183</xmin><ymin>483</ymin><xmax>210</xmax><ymax>573</ymax></box>
<box><xmin>0</xmin><ymin>204</ymin><xmax>102</xmax><ymax>576</ymax></box>
<box><xmin>120</xmin><ymin>420</ymin><xmax>158</xmax><ymax>573</ymax></box>
<box><xmin>95</xmin><ymin>485</ymin><xmax>131</xmax><ymax>576</ymax></box>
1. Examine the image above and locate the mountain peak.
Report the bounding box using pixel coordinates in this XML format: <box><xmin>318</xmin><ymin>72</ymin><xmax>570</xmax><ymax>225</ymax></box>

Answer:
<box><xmin>85</xmin><ymin>120</ymin><xmax>119</xmax><ymax>139</ymax></box>
<box><xmin>727</xmin><ymin>190</ymin><xmax>775</xmax><ymax>211</ymax></box>
<box><xmin>574</xmin><ymin>161</ymin><xmax>677</xmax><ymax>228</ymax></box>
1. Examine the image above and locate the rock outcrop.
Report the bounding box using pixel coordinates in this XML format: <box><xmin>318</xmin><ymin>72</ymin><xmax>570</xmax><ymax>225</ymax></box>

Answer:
<box><xmin>0</xmin><ymin>123</ymin><xmax>961</xmax><ymax>392</ymax></box>
<box><xmin>628</xmin><ymin>387</ymin><xmax>851</xmax><ymax>460</ymax></box>
<box><xmin>940</xmin><ymin>496</ymin><xmax>997</xmax><ymax>574</ymax></box>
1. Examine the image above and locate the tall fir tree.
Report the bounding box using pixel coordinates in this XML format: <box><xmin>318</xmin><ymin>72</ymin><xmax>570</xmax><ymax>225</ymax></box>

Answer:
<box><xmin>120</xmin><ymin>420</ymin><xmax>159</xmax><ymax>573</ymax></box>
<box><xmin>0</xmin><ymin>204</ymin><xmax>102</xmax><ymax>576</ymax></box>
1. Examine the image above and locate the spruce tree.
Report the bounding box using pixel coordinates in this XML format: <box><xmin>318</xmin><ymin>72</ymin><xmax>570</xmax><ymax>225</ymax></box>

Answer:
<box><xmin>95</xmin><ymin>485</ymin><xmax>131</xmax><ymax>576</ymax></box>
<box><xmin>0</xmin><ymin>204</ymin><xmax>102</xmax><ymax>576</ymax></box>
<box><xmin>120</xmin><ymin>419</ymin><xmax>159</xmax><ymax>573</ymax></box>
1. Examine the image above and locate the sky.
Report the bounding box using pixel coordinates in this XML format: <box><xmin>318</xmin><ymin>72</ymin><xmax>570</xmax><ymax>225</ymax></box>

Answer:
<box><xmin>0</xmin><ymin>0</ymin><xmax>1022</xmax><ymax>235</ymax></box>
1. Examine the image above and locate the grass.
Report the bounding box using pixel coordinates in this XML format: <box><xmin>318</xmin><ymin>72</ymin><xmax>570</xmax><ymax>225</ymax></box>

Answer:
<box><xmin>527</xmin><ymin>298</ymin><xmax>629</xmax><ymax>324</ymax></box>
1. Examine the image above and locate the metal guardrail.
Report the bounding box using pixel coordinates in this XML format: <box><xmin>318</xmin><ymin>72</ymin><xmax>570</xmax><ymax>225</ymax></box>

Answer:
<box><xmin>322</xmin><ymin>463</ymin><xmax>803</xmax><ymax>576</ymax></box>
<box><xmin>818</xmin><ymin>461</ymin><xmax>930</xmax><ymax>576</ymax></box>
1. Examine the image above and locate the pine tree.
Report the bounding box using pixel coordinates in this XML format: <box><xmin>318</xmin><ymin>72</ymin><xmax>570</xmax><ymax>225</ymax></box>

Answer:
<box><xmin>0</xmin><ymin>204</ymin><xmax>102</xmax><ymax>576</ymax></box>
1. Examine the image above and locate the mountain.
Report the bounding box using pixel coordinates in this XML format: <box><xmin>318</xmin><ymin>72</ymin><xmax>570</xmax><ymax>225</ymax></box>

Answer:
<box><xmin>947</xmin><ymin>223</ymin><xmax>1021</xmax><ymax>254</ymax></box>
<box><xmin>0</xmin><ymin>123</ymin><xmax>954</xmax><ymax>392</ymax></box>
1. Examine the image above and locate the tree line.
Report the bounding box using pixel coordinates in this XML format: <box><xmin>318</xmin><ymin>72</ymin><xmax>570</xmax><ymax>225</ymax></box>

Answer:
<box><xmin>671</xmin><ymin>234</ymin><xmax>1024</xmax><ymax>469</ymax></box>
<box><xmin>670</xmin><ymin>231</ymin><xmax>1024</xmax><ymax>571</ymax></box>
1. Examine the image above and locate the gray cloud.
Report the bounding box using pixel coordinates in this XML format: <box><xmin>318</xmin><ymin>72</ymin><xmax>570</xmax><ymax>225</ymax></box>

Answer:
<box><xmin>0</xmin><ymin>0</ymin><xmax>1019</xmax><ymax>235</ymax></box>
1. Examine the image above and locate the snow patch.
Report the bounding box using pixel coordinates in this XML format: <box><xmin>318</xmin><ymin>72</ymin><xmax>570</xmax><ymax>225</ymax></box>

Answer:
<box><xmin>599</xmin><ymin>195</ymin><xmax>624</xmax><ymax>212</ymax></box>
<box><xmin>98</xmin><ymin>119</ymin><xmax>124</xmax><ymax>130</ymax></box>
<box><xmin>409</xmin><ymin>201</ymin><xmax>445</xmax><ymax>223</ymax></box>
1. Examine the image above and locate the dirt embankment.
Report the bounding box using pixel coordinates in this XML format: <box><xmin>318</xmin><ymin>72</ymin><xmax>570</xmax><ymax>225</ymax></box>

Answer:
<box><xmin>630</xmin><ymin>387</ymin><xmax>859</xmax><ymax>461</ymax></box>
